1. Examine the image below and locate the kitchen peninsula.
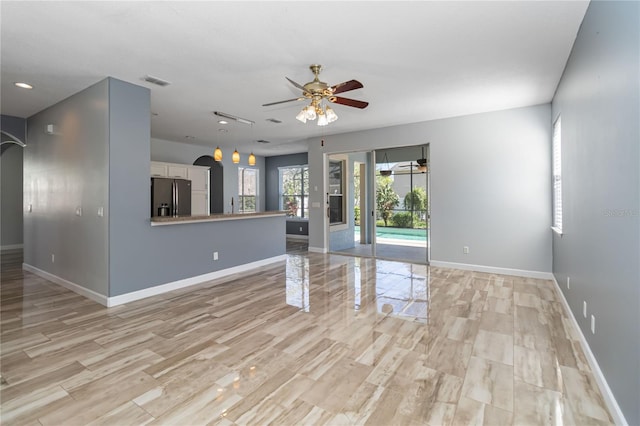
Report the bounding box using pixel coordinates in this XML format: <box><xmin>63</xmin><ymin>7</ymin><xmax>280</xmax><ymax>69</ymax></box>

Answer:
<box><xmin>151</xmin><ymin>211</ymin><xmax>286</xmax><ymax>226</ymax></box>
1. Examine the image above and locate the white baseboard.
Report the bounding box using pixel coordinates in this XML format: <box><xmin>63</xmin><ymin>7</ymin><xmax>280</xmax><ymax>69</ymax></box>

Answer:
<box><xmin>23</xmin><ymin>255</ymin><xmax>287</xmax><ymax>308</ymax></box>
<box><xmin>22</xmin><ymin>263</ymin><xmax>109</xmax><ymax>306</ymax></box>
<box><xmin>429</xmin><ymin>260</ymin><xmax>554</xmax><ymax>280</ymax></box>
<box><xmin>308</xmin><ymin>246</ymin><xmax>327</xmax><ymax>254</ymax></box>
<box><xmin>551</xmin><ymin>276</ymin><xmax>628</xmax><ymax>426</ymax></box>
<box><xmin>286</xmin><ymin>234</ymin><xmax>309</xmax><ymax>240</ymax></box>
<box><xmin>107</xmin><ymin>254</ymin><xmax>287</xmax><ymax>307</ymax></box>
<box><xmin>2</xmin><ymin>244</ymin><xmax>24</xmax><ymax>250</ymax></box>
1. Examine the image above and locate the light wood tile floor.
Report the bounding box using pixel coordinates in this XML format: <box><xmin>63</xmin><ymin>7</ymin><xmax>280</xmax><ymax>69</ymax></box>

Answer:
<box><xmin>1</xmin><ymin>249</ymin><xmax>613</xmax><ymax>425</ymax></box>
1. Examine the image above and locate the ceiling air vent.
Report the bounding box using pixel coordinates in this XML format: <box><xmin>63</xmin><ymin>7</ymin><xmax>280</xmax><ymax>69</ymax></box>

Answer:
<box><xmin>256</xmin><ymin>139</ymin><xmax>271</xmax><ymax>144</ymax></box>
<box><xmin>143</xmin><ymin>75</ymin><xmax>171</xmax><ymax>87</ymax></box>
<box><xmin>266</xmin><ymin>118</ymin><xmax>282</xmax><ymax>124</ymax></box>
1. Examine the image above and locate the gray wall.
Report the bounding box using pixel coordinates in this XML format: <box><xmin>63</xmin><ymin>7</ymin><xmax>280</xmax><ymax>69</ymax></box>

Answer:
<box><xmin>151</xmin><ymin>138</ymin><xmax>266</xmax><ymax>213</ymax></box>
<box><xmin>24</xmin><ymin>78</ymin><xmax>284</xmax><ymax>299</ymax></box>
<box><xmin>24</xmin><ymin>80</ymin><xmax>110</xmax><ymax>296</ymax></box>
<box><xmin>309</xmin><ymin>104</ymin><xmax>552</xmax><ymax>274</ymax></box>
<box><xmin>109</xmin><ymin>80</ymin><xmax>283</xmax><ymax>297</ymax></box>
<box><xmin>1</xmin><ymin>114</ymin><xmax>26</xmax><ymax>142</ymax></box>
<box><xmin>1</xmin><ymin>115</ymin><xmax>26</xmax><ymax>248</ymax></box>
<box><xmin>551</xmin><ymin>1</ymin><xmax>639</xmax><ymax>424</ymax></box>
<box><xmin>264</xmin><ymin>152</ymin><xmax>308</xmax><ymax>211</ymax></box>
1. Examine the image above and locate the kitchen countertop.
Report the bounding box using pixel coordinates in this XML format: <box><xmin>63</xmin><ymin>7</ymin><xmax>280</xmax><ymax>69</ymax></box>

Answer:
<box><xmin>150</xmin><ymin>211</ymin><xmax>286</xmax><ymax>226</ymax></box>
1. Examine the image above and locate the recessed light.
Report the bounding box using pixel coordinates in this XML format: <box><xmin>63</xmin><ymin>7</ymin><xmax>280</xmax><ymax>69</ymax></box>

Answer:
<box><xmin>14</xmin><ymin>82</ymin><xmax>33</xmax><ymax>89</ymax></box>
<box><xmin>218</xmin><ymin>120</ymin><xmax>228</xmax><ymax>125</ymax></box>
<box><xmin>218</xmin><ymin>128</ymin><xmax>228</xmax><ymax>133</ymax></box>
<box><xmin>184</xmin><ymin>135</ymin><xmax>195</xmax><ymax>140</ymax></box>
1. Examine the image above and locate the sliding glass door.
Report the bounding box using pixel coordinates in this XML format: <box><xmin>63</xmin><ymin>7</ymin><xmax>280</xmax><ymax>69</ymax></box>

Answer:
<box><xmin>328</xmin><ymin>145</ymin><xmax>430</xmax><ymax>265</ymax></box>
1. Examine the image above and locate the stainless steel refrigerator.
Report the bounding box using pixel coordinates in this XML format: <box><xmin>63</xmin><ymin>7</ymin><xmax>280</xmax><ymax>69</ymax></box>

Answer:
<box><xmin>151</xmin><ymin>177</ymin><xmax>192</xmax><ymax>217</ymax></box>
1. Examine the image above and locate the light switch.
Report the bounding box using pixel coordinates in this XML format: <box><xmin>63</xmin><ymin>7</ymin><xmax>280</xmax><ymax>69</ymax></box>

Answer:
<box><xmin>97</xmin><ymin>207</ymin><xmax>104</xmax><ymax>217</ymax></box>
<box><xmin>75</xmin><ymin>207</ymin><xmax>82</xmax><ymax>216</ymax></box>
<box><xmin>28</xmin><ymin>204</ymin><xmax>32</xmax><ymax>212</ymax></box>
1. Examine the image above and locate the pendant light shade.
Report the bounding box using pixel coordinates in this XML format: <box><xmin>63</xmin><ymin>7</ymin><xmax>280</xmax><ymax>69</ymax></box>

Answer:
<box><xmin>232</xmin><ymin>149</ymin><xmax>240</xmax><ymax>164</ymax></box>
<box><xmin>248</xmin><ymin>152</ymin><xmax>256</xmax><ymax>166</ymax></box>
<box><xmin>214</xmin><ymin>146</ymin><xmax>223</xmax><ymax>162</ymax></box>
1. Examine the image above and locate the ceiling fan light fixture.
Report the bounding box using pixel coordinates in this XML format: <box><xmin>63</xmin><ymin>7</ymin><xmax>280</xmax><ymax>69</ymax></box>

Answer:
<box><xmin>214</xmin><ymin>146</ymin><xmax>223</xmax><ymax>162</ymax></box>
<box><xmin>232</xmin><ymin>149</ymin><xmax>240</xmax><ymax>164</ymax></box>
<box><xmin>317</xmin><ymin>112</ymin><xmax>328</xmax><ymax>126</ymax></box>
<box><xmin>305</xmin><ymin>105</ymin><xmax>317</xmax><ymax>121</ymax></box>
<box><xmin>296</xmin><ymin>109</ymin><xmax>307</xmax><ymax>123</ymax></box>
<box><xmin>325</xmin><ymin>105</ymin><xmax>338</xmax><ymax>123</ymax></box>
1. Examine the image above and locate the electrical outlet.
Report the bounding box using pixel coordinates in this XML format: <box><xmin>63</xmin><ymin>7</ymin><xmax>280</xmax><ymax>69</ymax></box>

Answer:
<box><xmin>75</xmin><ymin>207</ymin><xmax>82</xmax><ymax>216</ymax></box>
<box><xmin>51</xmin><ymin>254</ymin><xmax>55</xmax><ymax>263</ymax></box>
<box><xmin>567</xmin><ymin>276</ymin><xmax>570</xmax><ymax>290</ymax></box>
<box><xmin>591</xmin><ymin>315</ymin><xmax>595</xmax><ymax>334</ymax></box>
<box><xmin>213</xmin><ymin>252</ymin><xmax>219</xmax><ymax>261</ymax></box>
<box><xmin>28</xmin><ymin>204</ymin><xmax>32</xmax><ymax>212</ymax></box>
<box><xmin>97</xmin><ymin>206</ymin><xmax>104</xmax><ymax>217</ymax></box>
<box><xmin>463</xmin><ymin>246</ymin><xmax>469</xmax><ymax>254</ymax></box>
<box><xmin>583</xmin><ymin>301</ymin><xmax>587</xmax><ymax>318</ymax></box>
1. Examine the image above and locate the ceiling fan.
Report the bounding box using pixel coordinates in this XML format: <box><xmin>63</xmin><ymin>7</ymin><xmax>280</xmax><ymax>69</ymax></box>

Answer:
<box><xmin>398</xmin><ymin>147</ymin><xmax>428</xmax><ymax>173</ymax></box>
<box><xmin>262</xmin><ymin>64</ymin><xmax>368</xmax><ymax>125</ymax></box>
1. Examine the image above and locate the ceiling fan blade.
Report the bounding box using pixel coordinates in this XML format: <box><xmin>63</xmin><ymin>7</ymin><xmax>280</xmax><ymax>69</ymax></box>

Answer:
<box><xmin>331</xmin><ymin>79</ymin><xmax>363</xmax><ymax>94</ymax></box>
<box><xmin>262</xmin><ymin>97</ymin><xmax>304</xmax><ymax>107</ymax></box>
<box><xmin>330</xmin><ymin>96</ymin><xmax>369</xmax><ymax>109</ymax></box>
<box><xmin>286</xmin><ymin>77</ymin><xmax>307</xmax><ymax>92</ymax></box>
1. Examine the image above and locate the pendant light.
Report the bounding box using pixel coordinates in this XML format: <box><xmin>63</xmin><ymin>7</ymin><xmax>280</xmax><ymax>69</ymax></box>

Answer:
<box><xmin>214</xmin><ymin>146</ymin><xmax>223</xmax><ymax>162</ymax></box>
<box><xmin>232</xmin><ymin>149</ymin><xmax>240</xmax><ymax>164</ymax></box>
<box><xmin>248</xmin><ymin>152</ymin><xmax>256</xmax><ymax>166</ymax></box>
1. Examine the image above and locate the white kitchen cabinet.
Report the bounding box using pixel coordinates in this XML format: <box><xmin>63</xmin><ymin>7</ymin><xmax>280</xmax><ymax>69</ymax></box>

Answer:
<box><xmin>150</xmin><ymin>162</ymin><xmax>167</xmax><ymax>177</ymax></box>
<box><xmin>191</xmin><ymin>191</ymin><xmax>209</xmax><ymax>216</ymax></box>
<box><xmin>187</xmin><ymin>166</ymin><xmax>209</xmax><ymax>192</ymax></box>
<box><xmin>167</xmin><ymin>164</ymin><xmax>188</xmax><ymax>179</ymax></box>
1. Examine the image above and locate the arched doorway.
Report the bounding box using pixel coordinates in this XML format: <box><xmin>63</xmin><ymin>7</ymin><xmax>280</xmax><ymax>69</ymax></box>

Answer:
<box><xmin>1</xmin><ymin>130</ymin><xmax>26</xmax><ymax>253</ymax></box>
<box><xmin>193</xmin><ymin>155</ymin><xmax>224</xmax><ymax>214</ymax></box>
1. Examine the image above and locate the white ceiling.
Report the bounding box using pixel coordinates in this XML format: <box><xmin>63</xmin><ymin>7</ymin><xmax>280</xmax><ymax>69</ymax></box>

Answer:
<box><xmin>1</xmin><ymin>1</ymin><xmax>588</xmax><ymax>156</ymax></box>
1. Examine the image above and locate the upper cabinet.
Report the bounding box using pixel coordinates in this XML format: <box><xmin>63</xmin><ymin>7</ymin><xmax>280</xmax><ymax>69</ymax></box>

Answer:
<box><xmin>151</xmin><ymin>161</ymin><xmax>203</xmax><ymax>179</ymax></box>
<box><xmin>167</xmin><ymin>164</ymin><xmax>188</xmax><ymax>179</ymax></box>
<box><xmin>151</xmin><ymin>162</ymin><xmax>167</xmax><ymax>177</ymax></box>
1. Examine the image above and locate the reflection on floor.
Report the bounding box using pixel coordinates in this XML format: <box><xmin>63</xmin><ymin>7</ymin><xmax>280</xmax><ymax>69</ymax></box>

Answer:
<box><xmin>0</xmin><ymin>250</ymin><xmax>613</xmax><ymax>425</ymax></box>
<box><xmin>335</xmin><ymin>242</ymin><xmax>428</xmax><ymax>264</ymax></box>
<box><xmin>286</xmin><ymin>237</ymin><xmax>309</xmax><ymax>254</ymax></box>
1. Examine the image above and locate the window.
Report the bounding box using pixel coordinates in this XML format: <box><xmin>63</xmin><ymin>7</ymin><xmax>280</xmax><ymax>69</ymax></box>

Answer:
<box><xmin>329</xmin><ymin>160</ymin><xmax>345</xmax><ymax>224</ymax></box>
<box><xmin>552</xmin><ymin>116</ymin><xmax>563</xmax><ymax>233</ymax></box>
<box><xmin>279</xmin><ymin>166</ymin><xmax>309</xmax><ymax>218</ymax></box>
<box><xmin>238</xmin><ymin>167</ymin><xmax>257</xmax><ymax>212</ymax></box>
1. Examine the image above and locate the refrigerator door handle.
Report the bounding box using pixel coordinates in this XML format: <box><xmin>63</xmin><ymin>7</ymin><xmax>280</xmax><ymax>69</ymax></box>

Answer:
<box><xmin>173</xmin><ymin>180</ymin><xmax>177</xmax><ymax>216</ymax></box>
<box><xmin>175</xmin><ymin>180</ymin><xmax>179</xmax><ymax>216</ymax></box>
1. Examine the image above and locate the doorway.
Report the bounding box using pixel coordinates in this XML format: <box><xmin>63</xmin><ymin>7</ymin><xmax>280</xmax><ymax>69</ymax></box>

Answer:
<box><xmin>328</xmin><ymin>144</ymin><xmax>430</xmax><ymax>264</ymax></box>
